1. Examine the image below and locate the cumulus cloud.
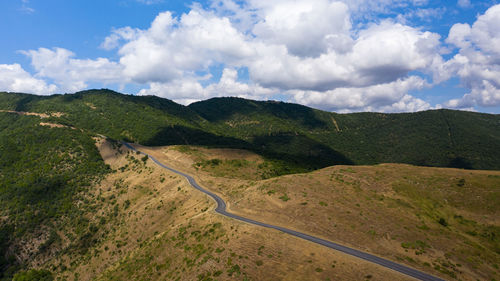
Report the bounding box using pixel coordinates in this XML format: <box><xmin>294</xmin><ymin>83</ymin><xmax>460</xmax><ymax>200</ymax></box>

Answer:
<box><xmin>444</xmin><ymin>4</ymin><xmax>500</xmax><ymax>108</ymax></box>
<box><xmin>0</xmin><ymin>63</ymin><xmax>57</xmax><ymax>95</ymax></box>
<box><xmin>13</xmin><ymin>0</ymin><xmax>490</xmax><ymax>113</ymax></box>
<box><xmin>100</xmin><ymin>27</ymin><xmax>139</xmax><ymax>50</ymax></box>
<box><xmin>245</xmin><ymin>20</ymin><xmax>441</xmax><ymax>92</ymax></box>
<box><xmin>289</xmin><ymin>76</ymin><xmax>431</xmax><ymax>112</ymax></box>
<box><xmin>110</xmin><ymin>1</ymin><xmax>441</xmax><ymax>111</ymax></box>
<box><xmin>113</xmin><ymin>9</ymin><xmax>253</xmax><ymax>84</ymax></box>
<box><xmin>21</xmin><ymin>48</ymin><xmax>125</xmax><ymax>92</ymax></box>
<box><xmin>139</xmin><ymin>68</ymin><xmax>276</xmax><ymax>104</ymax></box>
<box><xmin>250</xmin><ymin>0</ymin><xmax>352</xmax><ymax>57</ymax></box>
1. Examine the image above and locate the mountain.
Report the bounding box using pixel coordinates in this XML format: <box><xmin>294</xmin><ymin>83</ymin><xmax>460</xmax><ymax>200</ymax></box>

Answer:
<box><xmin>0</xmin><ymin>89</ymin><xmax>498</xmax><ymax>280</ymax></box>
<box><xmin>2</xmin><ymin>90</ymin><xmax>499</xmax><ymax>172</ymax></box>
<box><xmin>189</xmin><ymin>97</ymin><xmax>500</xmax><ymax>170</ymax></box>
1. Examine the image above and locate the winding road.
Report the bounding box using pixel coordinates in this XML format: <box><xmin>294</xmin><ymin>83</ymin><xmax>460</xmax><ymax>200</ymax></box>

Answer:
<box><xmin>122</xmin><ymin>142</ymin><xmax>445</xmax><ymax>281</ymax></box>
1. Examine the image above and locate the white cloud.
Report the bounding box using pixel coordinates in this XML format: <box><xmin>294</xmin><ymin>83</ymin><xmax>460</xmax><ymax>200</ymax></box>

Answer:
<box><xmin>251</xmin><ymin>0</ymin><xmax>352</xmax><ymax>57</ymax></box>
<box><xmin>100</xmin><ymin>27</ymin><xmax>139</xmax><ymax>50</ymax></box>
<box><xmin>116</xmin><ymin>10</ymin><xmax>253</xmax><ymax>84</ymax></box>
<box><xmin>0</xmin><ymin>64</ymin><xmax>57</xmax><ymax>95</ymax></box>
<box><xmin>21</xmin><ymin>48</ymin><xmax>125</xmax><ymax>92</ymax></box>
<box><xmin>20</xmin><ymin>0</ymin><xmax>35</xmax><ymax>14</ymax></box>
<box><xmin>247</xmin><ymin>20</ymin><xmax>441</xmax><ymax>92</ymax></box>
<box><xmin>342</xmin><ymin>0</ymin><xmax>429</xmax><ymax>21</ymax></box>
<box><xmin>113</xmin><ymin>0</ymin><xmax>442</xmax><ymax>94</ymax></box>
<box><xmin>138</xmin><ymin>68</ymin><xmax>276</xmax><ymax>104</ymax></box>
<box><xmin>444</xmin><ymin>4</ymin><xmax>500</xmax><ymax>108</ymax></box>
<box><xmin>288</xmin><ymin>75</ymin><xmax>431</xmax><ymax>112</ymax></box>
<box><xmin>12</xmin><ymin>0</ymin><xmax>468</xmax><ymax>113</ymax></box>
<box><xmin>445</xmin><ymin>80</ymin><xmax>500</xmax><ymax>108</ymax></box>
<box><xmin>398</xmin><ymin>7</ymin><xmax>446</xmax><ymax>24</ymax></box>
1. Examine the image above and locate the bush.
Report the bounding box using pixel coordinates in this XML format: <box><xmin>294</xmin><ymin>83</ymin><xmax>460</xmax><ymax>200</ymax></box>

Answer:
<box><xmin>12</xmin><ymin>269</ymin><xmax>53</xmax><ymax>281</ymax></box>
<box><xmin>438</xmin><ymin>218</ymin><xmax>448</xmax><ymax>227</ymax></box>
<box><xmin>279</xmin><ymin>194</ymin><xmax>290</xmax><ymax>202</ymax></box>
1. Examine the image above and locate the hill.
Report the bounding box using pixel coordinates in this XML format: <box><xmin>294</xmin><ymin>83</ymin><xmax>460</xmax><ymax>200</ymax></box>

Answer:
<box><xmin>189</xmin><ymin>97</ymin><xmax>500</xmax><ymax>170</ymax></box>
<box><xmin>2</xmin><ymin>136</ymin><xmax>418</xmax><ymax>281</ymax></box>
<box><xmin>0</xmin><ymin>111</ymin><xmax>109</xmax><ymax>280</ymax></box>
<box><xmin>1</xmin><ymin>90</ymin><xmax>500</xmax><ymax>173</ymax></box>
<box><xmin>0</xmin><ymin>89</ymin><xmax>498</xmax><ymax>280</ymax></box>
<box><xmin>135</xmin><ymin>144</ymin><xmax>500</xmax><ymax>281</ymax></box>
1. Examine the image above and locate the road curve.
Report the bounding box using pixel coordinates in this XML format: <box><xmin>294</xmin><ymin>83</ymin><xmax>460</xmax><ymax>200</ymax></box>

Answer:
<box><xmin>122</xmin><ymin>142</ymin><xmax>445</xmax><ymax>281</ymax></box>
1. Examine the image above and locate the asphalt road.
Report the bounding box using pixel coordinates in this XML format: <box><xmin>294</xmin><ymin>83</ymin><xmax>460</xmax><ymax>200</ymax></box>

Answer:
<box><xmin>122</xmin><ymin>142</ymin><xmax>445</xmax><ymax>281</ymax></box>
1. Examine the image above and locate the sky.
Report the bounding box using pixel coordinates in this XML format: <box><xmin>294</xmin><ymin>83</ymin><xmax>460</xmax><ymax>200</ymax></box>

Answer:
<box><xmin>1</xmin><ymin>0</ymin><xmax>500</xmax><ymax>113</ymax></box>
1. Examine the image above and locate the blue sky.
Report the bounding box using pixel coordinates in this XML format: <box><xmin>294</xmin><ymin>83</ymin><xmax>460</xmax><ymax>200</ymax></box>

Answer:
<box><xmin>1</xmin><ymin>0</ymin><xmax>500</xmax><ymax>113</ymax></box>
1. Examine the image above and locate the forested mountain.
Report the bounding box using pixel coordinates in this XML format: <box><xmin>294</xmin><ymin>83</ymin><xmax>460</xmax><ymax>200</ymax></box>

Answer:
<box><xmin>189</xmin><ymin>97</ymin><xmax>500</xmax><ymax>170</ymax></box>
<box><xmin>1</xmin><ymin>90</ymin><xmax>499</xmax><ymax>172</ymax></box>
<box><xmin>0</xmin><ymin>90</ymin><xmax>499</xmax><ymax>280</ymax></box>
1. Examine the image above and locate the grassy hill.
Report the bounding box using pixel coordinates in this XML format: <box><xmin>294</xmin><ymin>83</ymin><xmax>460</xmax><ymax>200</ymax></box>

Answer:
<box><xmin>3</xmin><ymin>137</ymin><xmax>420</xmax><ymax>281</ymax></box>
<box><xmin>139</xmin><ymin>144</ymin><xmax>500</xmax><ymax>281</ymax></box>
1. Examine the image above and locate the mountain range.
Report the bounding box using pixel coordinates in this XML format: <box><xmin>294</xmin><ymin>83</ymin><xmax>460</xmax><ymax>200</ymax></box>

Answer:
<box><xmin>0</xmin><ymin>89</ymin><xmax>499</xmax><ymax>281</ymax></box>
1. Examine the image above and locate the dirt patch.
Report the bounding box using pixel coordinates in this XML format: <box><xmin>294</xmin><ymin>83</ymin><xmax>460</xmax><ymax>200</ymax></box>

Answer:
<box><xmin>0</xmin><ymin>110</ymin><xmax>50</xmax><ymax>118</ymax></box>
<box><xmin>225</xmin><ymin>120</ymin><xmax>260</xmax><ymax>127</ymax></box>
<box><xmin>49</xmin><ymin>112</ymin><xmax>65</xmax><ymax>117</ymax></box>
<box><xmin>0</xmin><ymin>110</ymin><xmax>65</xmax><ymax>118</ymax></box>
<box><xmin>85</xmin><ymin>102</ymin><xmax>97</xmax><ymax>110</ymax></box>
<box><xmin>39</xmin><ymin>122</ymin><xmax>71</xmax><ymax>129</ymax></box>
<box><xmin>331</xmin><ymin>116</ymin><xmax>340</xmax><ymax>132</ymax></box>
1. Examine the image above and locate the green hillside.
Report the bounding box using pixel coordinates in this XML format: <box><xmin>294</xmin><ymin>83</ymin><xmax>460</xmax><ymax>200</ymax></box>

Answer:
<box><xmin>189</xmin><ymin>97</ymin><xmax>500</xmax><ymax>170</ymax></box>
<box><xmin>1</xmin><ymin>90</ymin><xmax>499</xmax><ymax>173</ymax></box>
<box><xmin>0</xmin><ymin>112</ymin><xmax>110</xmax><ymax>280</ymax></box>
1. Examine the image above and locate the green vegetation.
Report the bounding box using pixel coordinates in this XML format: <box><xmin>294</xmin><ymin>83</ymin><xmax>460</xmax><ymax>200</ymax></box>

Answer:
<box><xmin>0</xmin><ymin>112</ymin><xmax>109</xmax><ymax>279</ymax></box>
<box><xmin>1</xmin><ymin>91</ymin><xmax>499</xmax><ymax>174</ymax></box>
<box><xmin>12</xmin><ymin>269</ymin><xmax>53</xmax><ymax>281</ymax></box>
<box><xmin>279</xmin><ymin>194</ymin><xmax>291</xmax><ymax>202</ymax></box>
<box><xmin>189</xmin><ymin>97</ymin><xmax>500</xmax><ymax>170</ymax></box>
<box><xmin>0</xmin><ymin>90</ymin><xmax>499</xmax><ymax>280</ymax></box>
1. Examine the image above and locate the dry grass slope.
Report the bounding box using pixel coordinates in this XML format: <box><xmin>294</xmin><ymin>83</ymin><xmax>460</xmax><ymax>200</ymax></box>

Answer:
<box><xmin>138</xmin><ymin>144</ymin><xmax>500</xmax><ymax>281</ymax></box>
<box><xmin>38</xmin><ymin>139</ymin><xmax>413</xmax><ymax>281</ymax></box>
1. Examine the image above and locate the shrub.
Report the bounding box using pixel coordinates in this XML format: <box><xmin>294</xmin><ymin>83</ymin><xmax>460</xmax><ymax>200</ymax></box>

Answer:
<box><xmin>279</xmin><ymin>194</ymin><xmax>290</xmax><ymax>202</ymax></box>
<box><xmin>13</xmin><ymin>269</ymin><xmax>53</xmax><ymax>281</ymax></box>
